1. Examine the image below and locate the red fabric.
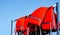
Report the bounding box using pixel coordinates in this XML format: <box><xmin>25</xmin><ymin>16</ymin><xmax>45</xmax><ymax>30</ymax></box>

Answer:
<box><xmin>16</xmin><ymin>16</ymin><xmax>25</xmax><ymax>32</ymax></box>
<box><xmin>29</xmin><ymin>7</ymin><xmax>48</xmax><ymax>26</ymax></box>
<box><xmin>15</xmin><ymin>6</ymin><xmax>57</xmax><ymax>34</ymax></box>
<box><xmin>42</xmin><ymin>6</ymin><xmax>56</xmax><ymax>30</ymax></box>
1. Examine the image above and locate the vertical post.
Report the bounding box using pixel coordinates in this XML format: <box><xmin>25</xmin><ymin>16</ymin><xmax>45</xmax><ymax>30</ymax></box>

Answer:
<box><xmin>40</xmin><ymin>25</ymin><xmax>42</xmax><ymax>35</ymax></box>
<box><xmin>15</xmin><ymin>32</ymin><xmax>16</xmax><ymax>35</ymax></box>
<box><xmin>39</xmin><ymin>19</ymin><xmax>42</xmax><ymax>35</ymax></box>
<box><xmin>21</xmin><ymin>26</ymin><xmax>23</xmax><ymax>35</ymax></box>
<box><xmin>11</xmin><ymin>20</ymin><xmax>13</xmax><ymax>35</ymax></box>
<box><xmin>27</xmin><ymin>27</ymin><xmax>29</xmax><ymax>35</ymax></box>
<box><xmin>49</xmin><ymin>23</ymin><xmax>52</xmax><ymax>35</ymax></box>
<box><xmin>14</xmin><ymin>29</ymin><xmax>16</xmax><ymax>35</ymax></box>
<box><xmin>35</xmin><ymin>26</ymin><xmax>37</xmax><ymax>35</ymax></box>
<box><xmin>56</xmin><ymin>2</ymin><xmax>59</xmax><ymax>35</ymax></box>
<box><xmin>18</xmin><ymin>32</ymin><xmax>22</xmax><ymax>35</ymax></box>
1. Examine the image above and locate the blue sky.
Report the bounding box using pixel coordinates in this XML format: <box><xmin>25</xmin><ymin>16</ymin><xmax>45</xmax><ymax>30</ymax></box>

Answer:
<box><xmin>0</xmin><ymin>0</ymin><xmax>60</xmax><ymax>35</ymax></box>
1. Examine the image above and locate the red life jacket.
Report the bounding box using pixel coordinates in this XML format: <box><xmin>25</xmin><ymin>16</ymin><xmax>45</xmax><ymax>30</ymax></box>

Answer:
<box><xmin>16</xmin><ymin>6</ymin><xmax>57</xmax><ymax>34</ymax></box>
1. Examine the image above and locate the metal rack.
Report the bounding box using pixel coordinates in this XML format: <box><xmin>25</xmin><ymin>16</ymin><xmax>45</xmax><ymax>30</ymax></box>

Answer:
<box><xmin>10</xmin><ymin>2</ymin><xmax>59</xmax><ymax>35</ymax></box>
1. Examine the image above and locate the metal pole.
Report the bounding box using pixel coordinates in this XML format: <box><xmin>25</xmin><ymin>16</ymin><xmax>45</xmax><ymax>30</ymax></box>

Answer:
<box><xmin>49</xmin><ymin>23</ymin><xmax>52</xmax><ymax>35</ymax></box>
<box><xmin>10</xmin><ymin>19</ymin><xmax>17</xmax><ymax>35</ymax></box>
<box><xmin>39</xmin><ymin>19</ymin><xmax>42</xmax><ymax>35</ymax></box>
<box><xmin>56</xmin><ymin>2</ymin><xmax>59</xmax><ymax>35</ymax></box>
<box><xmin>11</xmin><ymin>20</ymin><xmax>13</xmax><ymax>35</ymax></box>
<box><xmin>40</xmin><ymin>25</ymin><xmax>42</xmax><ymax>35</ymax></box>
<box><xmin>35</xmin><ymin>26</ymin><xmax>37</xmax><ymax>35</ymax></box>
<box><xmin>15</xmin><ymin>32</ymin><xmax>16</xmax><ymax>35</ymax></box>
<box><xmin>21</xmin><ymin>26</ymin><xmax>23</xmax><ymax>35</ymax></box>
